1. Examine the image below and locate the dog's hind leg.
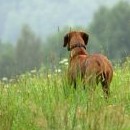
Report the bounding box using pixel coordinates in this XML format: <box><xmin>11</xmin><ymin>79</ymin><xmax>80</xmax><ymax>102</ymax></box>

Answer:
<box><xmin>101</xmin><ymin>73</ymin><xmax>110</xmax><ymax>99</ymax></box>
<box><xmin>102</xmin><ymin>81</ymin><xmax>110</xmax><ymax>99</ymax></box>
<box><xmin>73</xmin><ymin>80</ymin><xmax>77</xmax><ymax>89</ymax></box>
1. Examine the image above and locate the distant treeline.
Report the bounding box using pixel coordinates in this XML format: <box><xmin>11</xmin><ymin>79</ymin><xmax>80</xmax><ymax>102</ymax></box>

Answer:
<box><xmin>0</xmin><ymin>1</ymin><xmax>130</xmax><ymax>78</ymax></box>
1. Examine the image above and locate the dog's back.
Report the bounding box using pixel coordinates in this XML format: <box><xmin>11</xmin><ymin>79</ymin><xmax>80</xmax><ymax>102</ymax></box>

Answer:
<box><xmin>84</xmin><ymin>54</ymin><xmax>113</xmax><ymax>85</ymax></box>
<box><xmin>69</xmin><ymin>53</ymin><xmax>113</xmax><ymax>86</ymax></box>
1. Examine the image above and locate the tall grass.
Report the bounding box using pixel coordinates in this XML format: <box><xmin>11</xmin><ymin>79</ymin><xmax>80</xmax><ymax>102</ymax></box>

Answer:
<box><xmin>0</xmin><ymin>62</ymin><xmax>130</xmax><ymax>130</ymax></box>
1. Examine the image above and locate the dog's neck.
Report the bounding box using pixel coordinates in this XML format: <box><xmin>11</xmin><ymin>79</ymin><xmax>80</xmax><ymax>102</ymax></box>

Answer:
<box><xmin>70</xmin><ymin>47</ymin><xmax>88</xmax><ymax>58</ymax></box>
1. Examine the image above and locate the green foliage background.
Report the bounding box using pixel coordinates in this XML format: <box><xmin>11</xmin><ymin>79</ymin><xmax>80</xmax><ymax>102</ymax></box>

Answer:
<box><xmin>89</xmin><ymin>1</ymin><xmax>130</xmax><ymax>60</ymax></box>
<box><xmin>0</xmin><ymin>1</ymin><xmax>130</xmax><ymax>78</ymax></box>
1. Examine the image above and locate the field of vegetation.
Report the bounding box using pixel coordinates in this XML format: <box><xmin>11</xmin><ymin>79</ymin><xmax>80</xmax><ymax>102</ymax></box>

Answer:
<box><xmin>0</xmin><ymin>58</ymin><xmax>130</xmax><ymax>130</ymax></box>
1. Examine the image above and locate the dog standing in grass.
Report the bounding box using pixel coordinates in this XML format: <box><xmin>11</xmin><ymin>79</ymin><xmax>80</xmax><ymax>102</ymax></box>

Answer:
<box><xmin>63</xmin><ymin>31</ymin><xmax>113</xmax><ymax>98</ymax></box>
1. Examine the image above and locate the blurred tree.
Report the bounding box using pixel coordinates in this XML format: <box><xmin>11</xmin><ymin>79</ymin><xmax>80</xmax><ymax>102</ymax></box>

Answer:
<box><xmin>15</xmin><ymin>24</ymin><xmax>43</xmax><ymax>74</ymax></box>
<box><xmin>89</xmin><ymin>1</ymin><xmax>130</xmax><ymax>61</ymax></box>
<box><xmin>42</xmin><ymin>27</ymin><xmax>70</xmax><ymax>69</ymax></box>
<box><xmin>0</xmin><ymin>41</ymin><xmax>15</xmax><ymax>78</ymax></box>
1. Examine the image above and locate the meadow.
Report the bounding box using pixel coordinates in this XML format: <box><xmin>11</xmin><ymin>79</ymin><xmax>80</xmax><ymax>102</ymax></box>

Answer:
<box><xmin>0</xmin><ymin>59</ymin><xmax>130</xmax><ymax>130</ymax></box>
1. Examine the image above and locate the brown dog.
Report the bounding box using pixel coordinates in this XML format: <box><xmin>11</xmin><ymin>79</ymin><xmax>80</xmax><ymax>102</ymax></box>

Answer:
<box><xmin>63</xmin><ymin>31</ymin><xmax>113</xmax><ymax>98</ymax></box>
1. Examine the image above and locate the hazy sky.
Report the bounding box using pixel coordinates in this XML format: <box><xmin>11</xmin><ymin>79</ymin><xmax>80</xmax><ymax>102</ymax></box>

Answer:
<box><xmin>0</xmin><ymin>0</ymin><xmax>129</xmax><ymax>42</ymax></box>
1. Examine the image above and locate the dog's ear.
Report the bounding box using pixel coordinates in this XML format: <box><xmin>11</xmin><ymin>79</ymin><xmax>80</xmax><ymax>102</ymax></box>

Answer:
<box><xmin>63</xmin><ymin>33</ymin><xmax>69</xmax><ymax>47</ymax></box>
<box><xmin>80</xmin><ymin>32</ymin><xmax>89</xmax><ymax>45</ymax></box>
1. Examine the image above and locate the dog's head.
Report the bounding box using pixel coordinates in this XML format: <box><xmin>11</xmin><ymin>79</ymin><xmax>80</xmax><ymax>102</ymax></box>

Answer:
<box><xmin>63</xmin><ymin>31</ymin><xmax>89</xmax><ymax>51</ymax></box>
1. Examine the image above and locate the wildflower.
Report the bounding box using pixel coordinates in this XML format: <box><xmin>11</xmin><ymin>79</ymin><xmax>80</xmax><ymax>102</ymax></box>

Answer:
<box><xmin>59</xmin><ymin>58</ymin><xmax>68</xmax><ymax>64</ymax></box>
<box><xmin>2</xmin><ymin>77</ymin><xmax>8</xmax><ymax>82</ymax></box>
<box><xmin>64</xmin><ymin>62</ymin><xmax>68</xmax><ymax>66</ymax></box>
<box><xmin>55</xmin><ymin>69</ymin><xmax>61</xmax><ymax>73</ymax></box>
<box><xmin>48</xmin><ymin>74</ymin><xmax>51</xmax><ymax>78</ymax></box>
<box><xmin>31</xmin><ymin>69</ymin><xmax>37</xmax><ymax>74</ymax></box>
<box><xmin>9</xmin><ymin>79</ymin><xmax>15</xmax><ymax>83</ymax></box>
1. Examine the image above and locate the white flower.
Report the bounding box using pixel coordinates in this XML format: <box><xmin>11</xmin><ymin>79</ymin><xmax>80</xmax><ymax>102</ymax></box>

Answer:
<box><xmin>64</xmin><ymin>62</ymin><xmax>68</xmax><ymax>66</ymax></box>
<box><xmin>59</xmin><ymin>58</ymin><xmax>68</xmax><ymax>64</ymax></box>
<box><xmin>48</xmin><ymin>74</ymin><xmax>51</xmax><ymax>78</ymax></box>
<box><xmin>9</xmin><ymin>79</ymin><xmax>15</xmax><ymax>83</ymax></box>
<box><xmin>2</xmin><ymin>77</ymin><xmax>8</xmax><ymax>82</ymax></box>
<box><xmin>55</xmin><ymin>69</ymin><xmax>61</xmax><ymax>73</ymax></box>
<box><xmin>30</xmin><ymin>69</ymin><xmax>37</xmax><ymax>74</ymax></box>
